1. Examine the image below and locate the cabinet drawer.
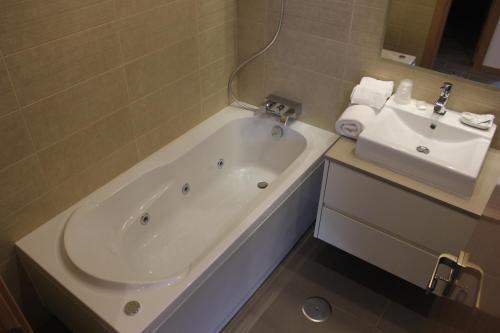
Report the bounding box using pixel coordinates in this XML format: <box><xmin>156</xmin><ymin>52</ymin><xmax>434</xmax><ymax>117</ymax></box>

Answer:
<box><xmin>323</xmin><ymin>163</ymin><xmax>478</xmax><ymax>255</ymax></box>
<box><xmin>317</xmin><ymin>207</ymin><xmax>437</xmax><ymax>289</ymax></box>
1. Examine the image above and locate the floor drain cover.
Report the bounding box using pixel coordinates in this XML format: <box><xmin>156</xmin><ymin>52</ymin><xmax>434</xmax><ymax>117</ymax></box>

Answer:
<box><xmin>257</xmin><ymin>181</ymin><xmax>269</xmax><ymax>189</ymax></box>
<box><xmin>302</xmin><ymin>297</ymin><xmax>331</xmax><ymax>323</ymax></box>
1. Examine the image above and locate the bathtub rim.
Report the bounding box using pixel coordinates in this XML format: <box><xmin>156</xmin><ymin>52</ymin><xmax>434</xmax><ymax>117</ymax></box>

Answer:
<box><xmin>16</xmin><ymin>105</ymin><xmax>338</xmax><ymax>333</ymax></box>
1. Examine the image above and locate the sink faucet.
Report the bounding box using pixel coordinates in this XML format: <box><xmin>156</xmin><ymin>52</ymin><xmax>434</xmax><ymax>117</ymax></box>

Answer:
<box><xmin>433</xmin><ymin>82</ymin><xmax>453</xmax><ymax>115</ymax></box>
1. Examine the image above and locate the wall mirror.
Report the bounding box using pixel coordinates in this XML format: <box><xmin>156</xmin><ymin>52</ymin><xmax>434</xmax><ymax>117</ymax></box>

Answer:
<box><xmin>382</xmin><ymin>0</ymin><xmax>500</xmax><ymax>88</ymax></box>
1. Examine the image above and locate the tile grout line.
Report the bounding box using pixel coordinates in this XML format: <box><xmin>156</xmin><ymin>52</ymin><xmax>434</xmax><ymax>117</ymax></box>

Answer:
<box><xmin>269</xmin><ymin>58</ymin><xmax>346</xmax><ymax>82</ymax></box>
<box><xmin>341</xmin><ymin>0</ymin><xmax>356</xmax><ymax>83</ymax></box>
<box><xmin>2</xmin><ymin>68</ymin><xmax>233</xmax><ymax>214</ymax></box>
<box><xmin>0</xmin><ymin>152</ymin><xmax>38</xmax><ymax>175</ymax></box>
<box><xmin>261</xmin><ymin>0</ymin><xmax>271</xmax><ymax>105</ymax></box>
<box><xmin>15</xmin><ymin>64</ymin><xmax>125</xmax><ymax>110</ymax></box>
<box><xmin>14</xmin><ymin>48</ymin><xmax>231</xmax><ymax>165</ymax></box>
<box><xmin>4</xmin><ymin>4</ymin><xmax>237</xmax><ymax>114</ymax></box>
<box><xmin>373</xmin><ymin>298</ymin><xmax>391</xmax><ymax>331</ymax></box>
<box><xmin>0</xmin><ymin>140</ymin><xmax>139</xmax><ymax>234</ymax></box>
<box><xmin>0</xmin><ymin>98</ymin><xmax>129</xmax><ymax>176</ymax></box>
<box><xmin>113</xmin><ymin>0</ymin><xmax>142</xmax><ymax>162</ymax></box>
<box><xmin>4</xmin><ymin>9</ymin><xmax>203</xmax><ymax>112</ymax></box>
<box><xmin>1</xmin><ymin>0</ymin><xmax>191</xmax><ymax>59</ymax></box>
<box><xmin>4</xmin><ymin>3</ymin><xmax>233</xmax><ymax>67</ymax></box>
<box><xmin>195</xmin><ymin>0</ymin><xmax>205</xmax><ymax>115</ymax></box>
<box><xmin>34</xmin><ymin>105</ymin><xmax>132</xmax><ymax>162</ymax></box>
<box><xmin>1</xmin><ymin>55</ymin><xmax>21</xmax><ymax>124</ymax></box>
<box><xmin>113</xmin><ymin>0</ymin><xmax>190</xmax><ymax>25</ymax></box>
<box><xmin>11</xmin><ymin>34</ymin><xmax>235</xmax><ymax>115</ymax></box>
<box><xmin>0</xmin><ymin>108</ymin><xmax>24</xmax><ymax>121</ymax></box>
<box><xmin>134</xmin><ymin>103</ymin><xmax>201</xmax><ymax>146</ymax></box>
<box><xmin>0</xmin><ymin>0</ymin><xmax>241</xmax><ymax>229</ymax></box>
<box><xmin>251</xmin><ymin>4</ymin><xmax>352</xmax><ymax>88</ymax></box>
<box><xmin>0</xmin><ymin>0</ymin><xmax>115</xmax><ymax>57</ymax></box>
<box><xmin>3</xmin><ymin>22</ymin><xmax>116</xmax><ymax>59</ymax></box>
<box><xmin>0</xmin><ymin>53</ymin><xmax>50</xmax><ymax>193</ymax></box>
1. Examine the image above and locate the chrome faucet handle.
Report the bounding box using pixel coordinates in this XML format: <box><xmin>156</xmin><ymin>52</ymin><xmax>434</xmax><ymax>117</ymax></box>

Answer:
<box><xmin>440</xmin><ymin>82</ymin><xmax>453</xmax><ymax>97</ymax></box>
<box><xmin>261</xmin><ymin>95</ymin><xmax>302</xmax><ymax>126</ymax></box>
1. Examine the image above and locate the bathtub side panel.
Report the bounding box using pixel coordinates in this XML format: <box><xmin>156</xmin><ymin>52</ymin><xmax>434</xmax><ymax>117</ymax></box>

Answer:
<box><xmin>152</xmin><ymin>162</ymin><xmax>325</xmax><ymax>333</ymax></box>
<box><xmin>17</xmin><ymin>252</ymin><xmax>115</xmax><ymax>333</ymax></box>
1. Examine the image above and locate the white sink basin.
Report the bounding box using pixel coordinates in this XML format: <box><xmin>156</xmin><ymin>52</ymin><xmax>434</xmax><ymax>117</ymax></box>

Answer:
<box><xmin>356</xmin><ymin>98</ymin><xmax>496</xmax><ymax>197</ymax></box>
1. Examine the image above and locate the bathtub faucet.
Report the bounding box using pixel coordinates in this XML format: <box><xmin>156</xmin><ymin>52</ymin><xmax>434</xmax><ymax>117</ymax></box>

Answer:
<box><xmin>262</xmin><ymin>95</ymin><xmax>302</xmax><ymax>126</ymax></box>
<box><xmin>279</xmin><ymin>109</ymin><xmax>295</xmax><ymax>126</ymax></box>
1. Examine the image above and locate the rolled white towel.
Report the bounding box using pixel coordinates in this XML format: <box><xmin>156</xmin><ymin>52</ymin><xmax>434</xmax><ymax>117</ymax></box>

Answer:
<box><xmin>350</xmin><ymin>85</ymin><xmax>388</xmax><ymax>110</ymax></box>
<box><xmin>335</xmin><ymin>104</ymin><xmax>377</xmax><ymax>139</ymax></box>
<box><xmin>360</xmin><ymin>77</ymin><xmax>394</xmax><ymax>98</ymax></box>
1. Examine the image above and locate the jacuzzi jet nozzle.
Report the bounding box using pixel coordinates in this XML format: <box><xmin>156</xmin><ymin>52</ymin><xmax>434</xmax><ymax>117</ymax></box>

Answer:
<box><xmin>257</xmin><ymin>181</ymin><xmax>269</xmax><ymax>189</ymax></box>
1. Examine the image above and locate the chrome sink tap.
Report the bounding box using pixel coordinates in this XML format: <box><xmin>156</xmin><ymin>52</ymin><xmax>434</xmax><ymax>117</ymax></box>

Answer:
<box><xmin>433</xmin><ymin>82</ymin><xmax>453</xmax><ymax>115</ymax></box>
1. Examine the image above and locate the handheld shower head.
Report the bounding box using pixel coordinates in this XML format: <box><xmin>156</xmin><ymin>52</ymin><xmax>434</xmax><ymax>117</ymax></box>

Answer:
<box><xmin>227</xmin><ymin>0</ymin><xmax>285</xmax><ymax>111</ymax></box>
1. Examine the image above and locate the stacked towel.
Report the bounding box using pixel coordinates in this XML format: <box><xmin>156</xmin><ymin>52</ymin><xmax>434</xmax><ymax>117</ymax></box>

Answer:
<box><xmin>350</xmin><ymin>77</ymin><xmax>394</xmax><ymax>110</ymax></box>
<box><xmin>350</xmin><ymin>85</ymin><xmax>388</xmax><ymax>110</ymax></box>
<box><xmin>335</xmin><ymin>77</ymin><xmax>394</xmax><ymax>139</ymax></box>
<box><xmin>335</xmin><ymin>105</ymin><xmax>377</xmax><ymax>139</ymax></box>
<box><xmin>360</xmin><ymin>77</ymin><xmax>394</xmax><ymax>99</ymax></box>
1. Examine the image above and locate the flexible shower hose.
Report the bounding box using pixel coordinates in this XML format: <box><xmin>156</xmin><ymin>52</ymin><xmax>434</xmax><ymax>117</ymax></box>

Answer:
<box><xmin>227</xmin><ymin>0</ymin><xmax>285</xmax><ymax>111</ymax></box>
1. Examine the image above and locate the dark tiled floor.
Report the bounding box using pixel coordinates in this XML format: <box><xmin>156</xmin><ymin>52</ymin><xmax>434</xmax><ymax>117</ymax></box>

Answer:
<box><xmin>223</xmin><ymin>231</ymin><xmax>500</xmax><ymax>333</ymax></box>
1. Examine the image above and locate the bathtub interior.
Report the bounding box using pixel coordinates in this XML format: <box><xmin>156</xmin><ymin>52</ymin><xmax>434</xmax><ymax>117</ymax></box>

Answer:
<box><xmin>63</xmin><ymin>117</ymin><xmax>308</xmax><ymax>285</ymax></box>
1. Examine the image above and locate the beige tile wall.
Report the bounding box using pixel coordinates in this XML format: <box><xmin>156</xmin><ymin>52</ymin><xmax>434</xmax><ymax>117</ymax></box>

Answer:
<box><xmin>383</xmin><ymin>0</ymin><xmax>437</xmax><ymax>64</ymax></box>
<box><xmin>237</xmin><ymin>0</ymin><xmax>500</xmax><ymax>149</ymax></box>
<box><xmin>0</xmin><ymin>0</ymin><xmax>237</xmax><ymax>283</ymax></box>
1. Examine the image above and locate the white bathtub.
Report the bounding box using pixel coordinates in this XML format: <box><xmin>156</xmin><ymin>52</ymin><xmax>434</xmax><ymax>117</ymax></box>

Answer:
<box><xmin>17</xmin><ymin>106</ymin><xmax>337</xmax><ymax>333</ymax></box>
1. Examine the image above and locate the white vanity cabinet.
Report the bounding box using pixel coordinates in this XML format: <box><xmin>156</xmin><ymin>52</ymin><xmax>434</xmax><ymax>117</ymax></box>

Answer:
<box><xmin>315</xmin><ymin>160</ymin><xmax>479</xmax><ymax>294</ymax></box>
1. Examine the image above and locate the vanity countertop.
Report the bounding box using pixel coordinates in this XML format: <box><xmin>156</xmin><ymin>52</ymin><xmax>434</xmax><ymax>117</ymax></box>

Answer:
<box><xmin>326</xmin><ymin>137</ymin><xmax>500</xmax><ymax>217</ymax></box>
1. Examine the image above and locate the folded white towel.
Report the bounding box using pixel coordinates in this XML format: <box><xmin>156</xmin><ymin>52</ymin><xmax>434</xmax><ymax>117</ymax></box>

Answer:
<box><xmin>460</xmin><ymin>112</ymin><xmax>495</xmax><ymax>130</ymax></box>
<box><xmin>360</xmin><ymin>77</ymin><xmax>394</xmax><ymax>99</ymax></box>
<box><xmin>335</xmin><ymin>105</ymin><xmax>377</xmax><ymax>139</ymax></box>
<box><xmin>350</xmin><ymin>85</ymin><xmax>388</xmax><ymax>110</ymax></box>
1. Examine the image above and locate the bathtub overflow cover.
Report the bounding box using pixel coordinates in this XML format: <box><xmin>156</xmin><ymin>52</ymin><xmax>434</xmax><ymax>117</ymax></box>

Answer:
<box><xmin>124</xmin><ymin>301</ymin><xmax>141</xmax><ymax>316</ymax></box>
<box><xmin>140</xmin><ymin>213</ymin><xmax>150</xmax><ymax>226</ymax></box>
<box><xmin>182</xmin><ymin>183</ymin><xmax>190</xmax><ymax>195</ymax></box>
<box><xmin>257</xmin><ymin>181</ymin><xmax>269</xmax><ymax>189</ymax></box>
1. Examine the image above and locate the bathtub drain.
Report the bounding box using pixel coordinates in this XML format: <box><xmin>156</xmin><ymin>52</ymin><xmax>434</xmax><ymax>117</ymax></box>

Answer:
<box><xmin>140</xmin><ymin>213</ymin><xmax>150</xmax><ymax>226</ymax></box>
<box><xmin>257</xmin><ymin>181</ymin><xmax>269</xmax><ymax>189</ymax></box>
<box><xmin>182</xmin><ymin>183</ymin><xmax>190</xmax><ymax>195</ymax></box>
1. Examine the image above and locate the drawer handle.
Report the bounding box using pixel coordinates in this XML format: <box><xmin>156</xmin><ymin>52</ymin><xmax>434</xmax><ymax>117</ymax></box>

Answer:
<box><xmin>426</xmin><ymin>251</ymin><xmax>484</xmax><ymax>309</ymax></box>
